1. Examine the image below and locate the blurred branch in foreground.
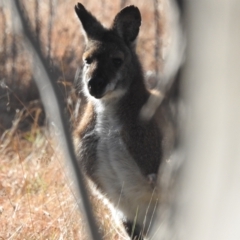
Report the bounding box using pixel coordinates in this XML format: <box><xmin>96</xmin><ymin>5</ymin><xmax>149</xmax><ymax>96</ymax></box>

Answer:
<box><xmin>179</xmin><ymin>1</ymin><xmax>240</xmax><ymax>239</ymax></box>
<box><xmin>152</xmin><ymin>0</ymin><xmax>240</xmax><ymax>239</ymax></box>
<box><xmin>12</xmin><ymin>1</ymin><xmax>102</xmax><ymax>239</ymax></box>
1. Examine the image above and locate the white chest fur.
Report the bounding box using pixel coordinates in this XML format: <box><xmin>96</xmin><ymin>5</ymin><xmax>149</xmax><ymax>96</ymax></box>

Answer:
<box><xmin>93</xmin><ymin>102</ymin><xmax>159</xmax><ymax>227</ymax></box>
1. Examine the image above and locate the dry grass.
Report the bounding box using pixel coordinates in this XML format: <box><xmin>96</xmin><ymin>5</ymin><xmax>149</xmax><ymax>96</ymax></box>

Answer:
<box><xmin>0</xmin><ymin>130</ymin><xmax>75</xmax><ymax>239</ymax></box>
<box><xmin>0</xmin><ymin>122</ymin><xmax>128</xmax><ymax>239</ymax></box>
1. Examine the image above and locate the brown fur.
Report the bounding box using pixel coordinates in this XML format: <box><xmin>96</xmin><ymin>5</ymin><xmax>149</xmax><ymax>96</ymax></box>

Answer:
<box><xmin>74</xmin><ymin>103</ymin><xmax>98</xmax><ymax>179</ymax></box>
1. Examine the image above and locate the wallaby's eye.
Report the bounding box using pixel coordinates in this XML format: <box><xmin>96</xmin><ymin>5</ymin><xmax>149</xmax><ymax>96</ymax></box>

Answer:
<box><xmin>112</xmin><ymin>58</ymin><xmax>123</xmax><ymax>68</ymax></box>
<box><xmin>84</xmin><ymin>57</ymin><xmax>92</xmax><ymax>65</ymax></box>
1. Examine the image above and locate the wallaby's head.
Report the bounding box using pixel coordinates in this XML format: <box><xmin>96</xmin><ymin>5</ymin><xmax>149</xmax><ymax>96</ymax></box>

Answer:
<box><xmin>75</xmin><ymin>3</ymin><xmax>142</xmax><ymax>101</ymax></box>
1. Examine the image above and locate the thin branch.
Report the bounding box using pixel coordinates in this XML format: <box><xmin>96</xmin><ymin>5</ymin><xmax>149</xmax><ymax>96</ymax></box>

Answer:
<box><xmin>153</xmin><ymin>0</ymin><xmax>161</xmax><ymax>76</ymax></box>
<box><xmin>0</xmin><ymin>7</ymin><xmax>7</xmax><ymax>66</ymax></box>
<box><xmin>47</xmin><ymin>0</ymin><xmax>54</xmax><ymax>62</ymax></box>
<box><xmin>11</xmin><ymin>14</ymin><xmax>17</xmax><ymax>85</ymax></box>
<box><xmin>35</xmin><ymin>0</ymin><xmax>40</xmax><ymax>44</ymax></box>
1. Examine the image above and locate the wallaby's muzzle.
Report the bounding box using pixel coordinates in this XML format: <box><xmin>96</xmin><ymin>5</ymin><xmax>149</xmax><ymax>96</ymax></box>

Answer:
<box><xmin>87</xmin><ymin>76</ymin><xmax>106</xmax><ymax>99</ymax></box>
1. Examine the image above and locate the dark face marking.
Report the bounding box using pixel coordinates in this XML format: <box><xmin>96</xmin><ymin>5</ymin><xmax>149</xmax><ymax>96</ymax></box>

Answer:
<box><xmin>82</xmin><ymin>35</ymin><xmax>129</xmax><ymax>99</ymax></box>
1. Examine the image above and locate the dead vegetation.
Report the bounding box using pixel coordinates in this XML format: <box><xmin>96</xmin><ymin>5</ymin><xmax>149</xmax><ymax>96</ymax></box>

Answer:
<box><xmin>0</xmin><ymin>125</ymin><xmax>129</xmax><ymax>239</ymax></box>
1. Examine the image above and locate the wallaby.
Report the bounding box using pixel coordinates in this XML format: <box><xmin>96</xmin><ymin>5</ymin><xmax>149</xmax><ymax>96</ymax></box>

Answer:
<box><xmin>74</xmin><ymin>3</ymin><xmax>175</xmax><ymax>239</ymax></box>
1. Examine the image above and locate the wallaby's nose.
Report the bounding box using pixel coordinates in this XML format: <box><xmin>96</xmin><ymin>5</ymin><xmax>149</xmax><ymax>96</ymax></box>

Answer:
<box><xmin>88</xmin><ymin>77</ymin><xmax>105</xmax><ymax>98</ymax></box>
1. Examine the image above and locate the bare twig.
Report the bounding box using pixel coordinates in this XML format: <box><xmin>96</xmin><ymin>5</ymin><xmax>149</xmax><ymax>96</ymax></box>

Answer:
<box><xmin>12</xmin><ymin>1</ymin><xmax>102</xmax><ymax>239</ymax></box>
<box><xmin>0</xmin><ymin>7</ymin><xmax>7</xmax><ymax>66</ymax></box>
<box><xmin>35</xmin><ymin>0</ymin><xmax>40</xmax><ymax>44</ymax></box>
<box><xmin>47</xmin><ymin>0</ymin><xmax>54</xmax><ymax>62</ymax></box>
<box><xmin>10</xmin><ymin>14</ymin><xmax>17</xmax><ymax>85</ymax></box>
<box><xmin>153</xmin><ymin>0</ymin><xmax>161</xmax><ymax>76</ymax></box>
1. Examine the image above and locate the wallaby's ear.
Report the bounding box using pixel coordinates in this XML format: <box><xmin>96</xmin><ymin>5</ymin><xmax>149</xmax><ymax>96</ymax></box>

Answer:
<box><xmin>112</xmin><ymin>6</ymin><xmax>141</xmax><ymax>44</ymax></box>
<box><xmin>75</xmin><ymin>3</ymin><xmax>105</xmax><ymax>41</ymax></box>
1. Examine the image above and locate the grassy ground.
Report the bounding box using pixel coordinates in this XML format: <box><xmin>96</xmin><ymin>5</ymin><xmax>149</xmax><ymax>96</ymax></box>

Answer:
<box><xmin>0</xmin><ymin>122</ymin><xmax>128</xmax><ymax>239</ymax></box>
<box><xmin>0</xmin><ymin>0</ymin><xmax>169</xmax><ymax>239</ymax></box>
